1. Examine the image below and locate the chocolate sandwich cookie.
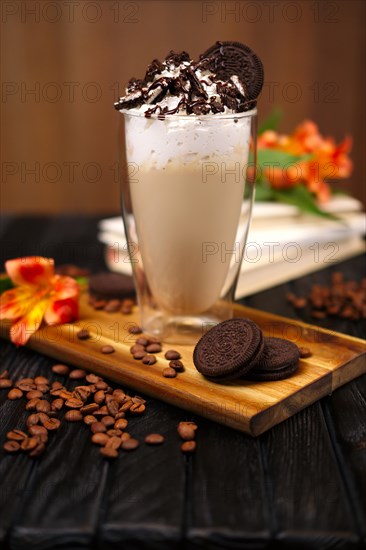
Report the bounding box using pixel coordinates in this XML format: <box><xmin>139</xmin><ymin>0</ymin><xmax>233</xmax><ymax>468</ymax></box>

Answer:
<box><xmin>193</xmin><ymin>318</ymin><xmax>264</xmax><ymax>381</ymax></box>
<box><xmin>201</xmin><ymin>41</ymin><xmax>264</xmax><ymax>103</ymax></box>
<box><xmin>88</xmin><ymin>272</ymin><xmax>135</xmax><ymax>300</ymax></box>
<box><xmin>244</xmin><ymin>337</ymin><xmax>300</xmax><ymax>381</ymax></box>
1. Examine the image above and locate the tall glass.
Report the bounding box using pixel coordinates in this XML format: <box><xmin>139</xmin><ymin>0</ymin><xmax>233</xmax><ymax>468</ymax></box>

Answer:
<box><xmin>119</xmin><ymin>109</ymin><xmax>257</xmax><ymax>343</ymax></box>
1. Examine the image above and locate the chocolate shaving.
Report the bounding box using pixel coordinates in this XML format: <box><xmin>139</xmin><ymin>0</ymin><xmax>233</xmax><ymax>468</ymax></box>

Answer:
<box><xmin>113</xmin><ymin>42</ymin><xmax>263</xmax><ymax>117</ymax></box>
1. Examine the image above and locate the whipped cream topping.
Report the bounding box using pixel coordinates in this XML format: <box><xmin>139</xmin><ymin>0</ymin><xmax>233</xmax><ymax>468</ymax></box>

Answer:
<box><xmin>114</xmin><ymin>49</ymin><xmax>257</xmax><ymax>117</ymax></box>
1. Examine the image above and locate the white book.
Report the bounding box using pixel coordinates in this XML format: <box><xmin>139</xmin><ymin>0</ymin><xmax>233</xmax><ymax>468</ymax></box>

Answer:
<box><xmin>98</xmin><ymin>198</ymin><xmax>366</xmax><ymax>298</ymax></box>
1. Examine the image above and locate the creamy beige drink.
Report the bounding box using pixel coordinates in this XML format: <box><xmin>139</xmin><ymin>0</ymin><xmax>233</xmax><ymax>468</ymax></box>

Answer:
<box><xmin>115</xmin><ymin>43</ymin><xmax>263</xmax><ymax>340</ymax></box>
<box><xmin>124</xmin><ymin>113</ymin><xmax>251</xmax><ymax>314</ymax></box>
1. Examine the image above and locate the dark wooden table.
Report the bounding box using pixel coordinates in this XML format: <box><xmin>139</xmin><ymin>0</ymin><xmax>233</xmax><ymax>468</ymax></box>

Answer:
<box><xmin>0</xmin><ymin>216</ymin><xmax>365</xmax><ymax>550</ymax></box>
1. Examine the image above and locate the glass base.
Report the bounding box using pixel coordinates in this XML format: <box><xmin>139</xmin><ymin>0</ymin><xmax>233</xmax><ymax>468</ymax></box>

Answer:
<box><xmin>139</xmin><ymin>304</ymin><xmax>233</xmax><ymax>344</ymax></box>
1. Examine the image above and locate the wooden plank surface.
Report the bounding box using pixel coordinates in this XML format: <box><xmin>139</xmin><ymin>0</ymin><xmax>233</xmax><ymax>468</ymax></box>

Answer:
<box><xmin>1</xmin><ymin>294</ymin><xmax>365</xmax><ymax>437</ymax></box>
<box><xmin>0</xmin><ymin>217</ymin><xmax>365</xmax><ymax>549</ymax></box>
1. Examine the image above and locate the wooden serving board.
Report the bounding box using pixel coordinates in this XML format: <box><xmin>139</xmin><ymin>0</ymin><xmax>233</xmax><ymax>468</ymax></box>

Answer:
<box><xmin>1</xmin><ymin>293</ymin><xmax>365</xmax><ymax>436</ymax></box>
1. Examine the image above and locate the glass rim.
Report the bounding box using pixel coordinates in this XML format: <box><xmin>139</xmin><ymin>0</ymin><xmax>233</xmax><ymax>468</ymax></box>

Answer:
<box><xmin>119</xmin><ymin>107</ymin><xmax>257</xmax><ymax>120</ymax></box>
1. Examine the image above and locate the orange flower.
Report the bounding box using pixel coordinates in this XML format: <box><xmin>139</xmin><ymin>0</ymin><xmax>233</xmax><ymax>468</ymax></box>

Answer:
<box><xmin>0</xmin><ymin>257</ymin><xmax>79</xmax><ymax>346</ymax></box>
<box><xmin>258</xmin><ymin>120</ymin><xmax>353</xmax><ymax>202</ymax></box>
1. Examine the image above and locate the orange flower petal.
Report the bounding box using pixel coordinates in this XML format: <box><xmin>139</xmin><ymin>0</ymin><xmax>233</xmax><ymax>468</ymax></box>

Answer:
<box><xmin>50</xmin><ymin>275</ymin><xmax>79</xmax><ymax>300</ymax></box>
<box><xmin>6</xmin><ymin>257</ymin><xmax>54</xmax><ymax>287</ymax></box>
<box><xmin>0</xmin><ymin>286</ymin><xmax>41</xmax><ymax>321</ymax></box>
<box><xmin>10</xmin><ymin>299</ymin><xmax>49</xmax><ymax>346</ymax></box>
<box><xmin>44</xmin><ymin>297</ymin><xmax>79</xmax><ymax>325</ymax></box>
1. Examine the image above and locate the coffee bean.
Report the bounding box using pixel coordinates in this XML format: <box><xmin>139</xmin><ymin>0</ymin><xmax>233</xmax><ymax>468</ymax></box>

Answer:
<box><xmin>132</xmin><ymin>395</ymin><xmax>146</xmax><ymax>404</ymax></box>
<box><xmin>16</xmin><ymin>377</ymin><xmax>34</xmax><ymax>386</ymax></box>
<box><xmin>107</xmin><ymin>399</ymin><xmax>119</xmax><ymax>417</ymax></box>
<box><xmin>298</xmin><ymin>347</ymin><xmax>312</xmax><ymax>358</ymax></box>
<box><xmin>51</xmin><ymin>398</ymin><xmax>64</xmax><ymax>412</ymax></box>
<box><xmin>34</xmin><ymin>433</ymin><xmax>48</xmax><ymax>444</ymax></box>
<box><xmin>146</xmin><ymin>343</ymin><xmax>162</xmax><ymax>353</ymax></box>
<box><xmin>37</xmin><ymin>412</ymin><xmax>50</xmax><ymax>425</ymax></box>
<box><xmin>101</xmin><ymin>345</ymin><xmax>115</xmax><ymax>354</ymax></box>
<box><xmin>64</xmin><ymin>410</ymin><xmax>83</xmax><ymax>422</ymax></box>
<box><xmin>142</xmin><ymin>354</ymin><xmax>156</xmax><ymax>365</ymax></box>
<box><xmin>121</xmin><ymin>432</ymin><xmax>131</xmax><ymax>441</ymax></box>
<box><xmin>148</xmin><ymin>336</ymin><xmax>161</xmax><ymax>345</ymax></box>
<box><xmin>121</xmin><ymin>438</ymin><xmax>139</xmax><ymax>451</ymax></box>
<box><xmin>106</xmin><ymin>429</ymin><xmax>122</xmax><ymax>437</ymax></box>
<box><xmin>95</xmin><ymin>381</ymin><xmax>109</xmax><ymax>391</ymax></box>
<box><xmin>34</xmin><ymin>376</ymin><xmax>48</xmax><ymax>385</ymax></box>
<box><xmin>94</xmin><ymin>300</ymin><xmax>107</xmax><ymax>310</ymax></box>
<box><xmin>130</xmin><ymin>344</ymin><xmax>145</xmax><ymax>354</ymax></box>
<box><xmin>177</xmin><ymin>424</ymin><xmax>196</xmax><ymax>441</ymax></box>
<box><xmin>106</xmin><ymin>436</ymin><xmax>122</xmax><ymax>450</ymax></box>
<box><xmin>293</xmin><ymin>298</ymin><xmax>307</xmax><ymax>309</ymax></box>
<box><xmin>21</xmin><ymin>437</ymin><xmax>38</xmax><ymax>452</ymax></box>
<box><xmin>162</xmin><ymin>367</ymin><xmax>177</xmax><ymax>378</ymax></box>
<box><xmin>114</xmin><ymin>418</ymin><xmax>128</xmax><ymax>430</ymax></box>
<box><xmin>0</xmin><ymin>379</ymin><xmax>13</xmax><ymax>389</ymax></box>
<box><xmin>130</xmin><ymin>403</ymin><xmax>145</xmax><ymax>415</ymax></box>
<box><xmin>7</xmin><ymin>429</ymin><xmax>27</xmax><ymax>441</ymax></box>
<box><xmin>120</xmin><ymin>305</ymin><xmax>132</xmax><ymax>315</ymax></box>
<box><xmin>95</xmin><ymin>405</ymin><xmax>109</xmax><ymax>416</ymax></box>
<box><xmin>52</xmin><ymin>364</ymin><xmax>70</xmax><ymax>376</ymax></box>
<box><xmin>0</xmin><ymin>370</ymin><xmax>9</xmax><ymax>379</ymax></box>
<box><xmin>69</xmin><ymin>369</ymin><xmax>86</xmax><ymax>380</ymax></box>
<box><xmin>169</xmin><ymin>360</ymin><xmax>185</xmax><ymax>372</ymax></box>
<box><xmin>49</xmin><ymin>387</ymin><xmax>63</xmax><ymax>397</ymax></box>
<box><xmin>3</xmin><ymin>441</ymin><xmax>20</xmax><ymax>453</ymax></box>
<box><xmin>91</xmin><ymin>422</ymin><xmax>107</xmax><ymax>434</ymax></box>
<box><xmin>164</xmin><ymin>350</ymin><xmax>181</xmax><ymax>360</ymax></box>
<box><xmin>85</xmin><ymin>373</ymin><xmax>100</xmax><ymax>384</ymax></box>
<box><xmin>36</xmin><ymin>384</ymin><xmax>49</xmax><ymax>394</ymax></box>
<box><xmin>77</xmin><ymin>329</ymin><xmax>90</xmax><ymax>340</ymax></box>
<box><xmin>84</xmin><ymin>415</ymin><xmax>97</xmax><ymax>425</ymax></box>
<box><xmin>94</xmin><ymin>390</ymin><xmax>106</xmax><ymax>405</ymax></box>
<box><xmin>123</xmin><ymin>298</ymin><xmax>135</xmax><ymax>308</ymax></box>
<box><xmin>43</xmin><ymin>418</ymin><xmax>61</xmax><ymax>431</ymax></box>
<box><xmin>80</xmin><ymin>403</ymin><xmax>99</xmax><ymax>415</ymax></box>
<box><xmin>128</xmin><ymin>325</ymin><xmax>143</xmax><ymax>335</ymax></box>
<box><xmin>136</xmin><ymin>337</ymin><xmax>149</xmax><ymax>346</ymax></box>
<box><xmin>91</xmin><ymin>433</ymin><xmax>110</xmax><ymax>446</ymax></box>
<box><xmin>59</xmin><ymin>389</ymin><xmax>74</xmax><ymax>400</ymax></box>
<box><xmin>114</xmin><ymin>412</ymin><xmax>126</xmax><ymax>420</ymax></box>
<box><xmin>133</xmin><ymin>351</ymin><xmax>147</xmax><ymax>360</ymax></box>
<box><xmin>17</xmin><ymin>382</ymin><xmax>36</xmax><ymax>392</ymax></box>
<box><xmin>36</xmin><ymin>400</ymin><xmax>51</xmax><ymax>414</ymax></box>
<box><xmin>144</xmin><ymin>433</ymin><xmax>164</xmax><ymax>445</ymax></box>
<box><xmin>119</xmin><ymin>400</ymin><xmax>133</xmax><ymax>413</ymax></box>
<box><xmin>73</xmin><ymin>386</ymin><xmax>91</xmax><ymax>402</ymax></box>
<box><xmin>27</xmin><ymin>413</ymin><xmax>40</xmax><ymax>427</ymax></box>
<box><xmin>29</xmin><ymin>425</ymin><xmax>48</xmax><ymax>437</ymax></box>
<box><xmin>100</xmin><ymin>446</ymin><xmax>118</xmax><ymax>458</ymax></box>
<box><xmin>104</xmin><ymin>299</ymin><xmax>121</xmax><ymax>312</ymax></box>
<box><xmin>8</xmin><ymin>388</ymin><xmax>23</xmax><ymax>400</ymax></box>
<box><xmin>311</xmin><ymin>310</ymin><xmax>326</xmax><ymax>319</ymax></box>
<box><xmin>26</xmin><ymin>390</ymin><xmax>43</xmax><ymax>400</ymax></box>
<box><xmin>51</xmin><ymin>380</ymin><xmax>64</xmax><ymax>390</ymax></box>
<box><xmin>181</xmin><ymin>440</ymin><xmax>196</xmax><ymax>453</ymax></box>
<box><xmin>101</xmin><ymin>415</ymin><xmax>115</xmax><ymax>427</ymax></box>
<box><xmin>25</xmin><ymin>398</ymin><xmax>40</xmax><ymax>411</ymax></box>
<box><xmin>29</xmin><ymin>443</ymin><xmax>46</xmax><ymax>457</ymax></box>
<box><xmin>65</xmin><ymin>398</ymin><xmax>84</xmax><ymax>409</ymax></box>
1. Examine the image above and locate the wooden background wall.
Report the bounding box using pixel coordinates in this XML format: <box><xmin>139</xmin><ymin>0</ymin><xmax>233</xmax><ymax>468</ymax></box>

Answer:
<box><xmin>1</xmin><ymin>0</ymin><xmax>365</xmax><ymax>213</ymax></box>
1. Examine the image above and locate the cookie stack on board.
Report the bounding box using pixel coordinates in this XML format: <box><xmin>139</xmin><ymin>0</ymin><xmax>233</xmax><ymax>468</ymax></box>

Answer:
<box><xmin>193</xmin><ymin>318</ymin><xmax>300</xmax><ymax>382</ymax></box>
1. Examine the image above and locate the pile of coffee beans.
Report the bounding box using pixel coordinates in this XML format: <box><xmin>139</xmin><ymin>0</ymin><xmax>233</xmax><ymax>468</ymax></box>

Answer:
<box><xmin>287</xmin><ymin>272</ymin><xmax>366</xmax><ymax>321</ymax></box>
<box><xmin>1</xmin><ymin>367</ymin><xmax>197</xmax><ymax>459</ymax></box>
<box><xmin>128</xmin><ymin>332</ymin><xmax>185</xmax><ymax>379</ymax></box>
